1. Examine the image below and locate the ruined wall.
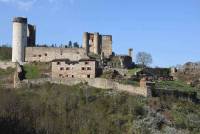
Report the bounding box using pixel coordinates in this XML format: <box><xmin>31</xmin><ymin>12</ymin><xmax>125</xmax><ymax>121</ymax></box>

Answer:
<box><xmin>86</xmin><ymin>78</ymin><xmax>151</xmax><ymax>97</ymax></box>
<box><xmin>25</xmin><ymin>47</ymin><xmax>89</xmax><ymax>62</ymax></box>
<box><xmin>21</xmin><ymin>78</ymin><xmax>151</xmax><ymax>97</ymax></box>
<box><xmin>82</xmin><ymin>32</ymin><xmax>112</xmax><ymax>58</ymax></box>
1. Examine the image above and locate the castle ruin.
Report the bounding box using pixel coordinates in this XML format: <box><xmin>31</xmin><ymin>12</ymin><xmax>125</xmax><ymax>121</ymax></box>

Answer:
<box><xmin>11</xmin><ymin>17</ymin><xmax>134</xmax><ymax>79</ymax></box>
<box><xmin>82</xmin><ymin>32</ymin><xmax>112</xmax><ymax>58</ymax></box>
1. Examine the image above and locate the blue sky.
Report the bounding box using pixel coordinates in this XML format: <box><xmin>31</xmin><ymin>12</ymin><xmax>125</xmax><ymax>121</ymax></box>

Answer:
<box><xmin>0</xmin><ymin>0</ymin><xmax>200</xmax><ymax>67</ymax></box>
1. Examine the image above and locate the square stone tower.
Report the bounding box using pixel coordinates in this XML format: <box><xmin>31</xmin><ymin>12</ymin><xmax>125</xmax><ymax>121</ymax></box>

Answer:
<box><xmin>82</xmin><ymin>32</ymin><xmax>112</xmax><ymax>58</ymax></box>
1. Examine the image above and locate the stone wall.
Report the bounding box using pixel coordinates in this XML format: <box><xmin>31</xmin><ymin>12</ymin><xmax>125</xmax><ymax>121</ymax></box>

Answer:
<box><xmin>0</xmin><ymin>61</ymin><xmax>15</xmax><ymax>69</ymax></box>
<box><xmin>103</xmin><ymin>68</ymin><xmax>128</xmax><ymax>76</ymax></box>
<box><xmin>25</xmin><ymin>47</ymin><xmax>88</xmax><ymax>62</ymax></box>
<box><xmin>20</xmin><ymin>78</ymin><xmax>151</xmax><ymax>97</ymax></box>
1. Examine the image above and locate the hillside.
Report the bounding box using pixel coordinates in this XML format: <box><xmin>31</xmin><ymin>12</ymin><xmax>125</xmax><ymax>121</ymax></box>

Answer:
<box><xmin>0</xmin><ymin>46</ymin><xmax>12</xmax><ymax>61</ymax></box>
<box><xmin>0</xmin><ymin>83</ymin><xmax>200</xmax><ymax>134</ymax></box>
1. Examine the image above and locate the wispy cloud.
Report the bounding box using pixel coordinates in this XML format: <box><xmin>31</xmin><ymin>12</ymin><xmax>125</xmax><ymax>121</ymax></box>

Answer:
<box><xmin>0</xmin><ymin>0</ymin><xmax>75</xmax><ymax>11</ymax></box>
<box><xmin>0</xmin><ymin>0</ymin><xmax>37</xmax><ymax>10</ymax></box>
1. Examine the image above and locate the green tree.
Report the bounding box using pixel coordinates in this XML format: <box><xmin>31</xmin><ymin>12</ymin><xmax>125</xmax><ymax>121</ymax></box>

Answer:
<box><xmin>73</xmin><ymin>42</ymin><xmax>79</xmax><ymax>48</ymax></box>
<box><xmin>68</xmin><ymin>41</ymin><xmax>72</xmax><ymax>48</ymax></box>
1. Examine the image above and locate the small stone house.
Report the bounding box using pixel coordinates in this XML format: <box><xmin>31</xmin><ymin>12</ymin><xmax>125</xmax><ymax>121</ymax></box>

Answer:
<box><xmin>52</xmin><ymin>58</ymin><xmax>96</xmax><ymax>79</ymax></box>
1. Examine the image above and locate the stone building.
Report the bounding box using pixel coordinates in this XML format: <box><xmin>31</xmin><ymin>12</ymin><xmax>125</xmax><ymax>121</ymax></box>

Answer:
<box><xmin>52</xmin><ymin>58</ymin><xmax>96</xmax><ymax>79</ymax></box>
<box><xmin>25</xmin><ymin>47</ymin><xmax>89</xmax><ymax>62</ymax></box>
<box><xmin>82</xmin><ymin>32</ymin><xmax>112</xmax><ymax>58</ymax></box>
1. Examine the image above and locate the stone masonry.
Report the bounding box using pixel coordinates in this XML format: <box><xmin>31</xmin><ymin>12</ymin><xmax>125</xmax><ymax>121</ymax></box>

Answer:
<box><xmin>82</xmin><ymin>32</ymin><xmax>112</xmax><ymax>58</ymax></box>
<box><xmin>52</xmin><ymin>58</ymin><xmax>96</xmax><ymax>79</ymax></box>
<box><xmin>25</xmin><ymin>47</ymin><xmax>89</xmax><ymax>62</ymax></box>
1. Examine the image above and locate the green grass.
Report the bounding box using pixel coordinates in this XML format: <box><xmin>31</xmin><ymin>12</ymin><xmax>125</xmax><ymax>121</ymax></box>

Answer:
<box><xmin>155</xmin><ymin>80</ymin><xmax>197</xmax><ymax>92</ymax></box>
<box><xmin>0</xmin><ymin>67</ymin><xmax>15</xmax><ymax>76</ymax></box>
<box><xmin>127</xmin><ymin>68</ymin><xmax>142</xmax><ymax>76</ymax></box>
<box><xmin>23</xmin><ymin>63</ymin><xmax>51</xmax><ymax>79</ymax></box>
<box><xmin>120</xmin><ymin>80</ymin><xmax>139</xmax><ymax>86</ymax></box>
<box><xmin>24</xmin><ymin>64</ymin><xmax>40</xmax><ymax>79</ymax></box>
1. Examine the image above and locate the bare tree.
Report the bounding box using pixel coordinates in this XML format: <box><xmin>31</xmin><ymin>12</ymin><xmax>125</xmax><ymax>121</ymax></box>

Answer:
<box><xmin>136</xmin><ymin>52</ymin><xmax>152</xmax><ymax>67</ymax></box>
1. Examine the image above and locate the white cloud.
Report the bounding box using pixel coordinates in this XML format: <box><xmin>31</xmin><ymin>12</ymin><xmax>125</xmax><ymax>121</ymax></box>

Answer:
<box><xmin>17</xmin><ymin>0</ymin><xmax>37</xmax><ymax>10</ymax></box>
<box><xmin>0</xmin><ymin>0</ymin><xmax>75</xmax><ymax>10</ymax></box>
<box><xmin>0</xmin><ymin>0</ymin><xmax>37</xmax><ymax>10</ymax></box>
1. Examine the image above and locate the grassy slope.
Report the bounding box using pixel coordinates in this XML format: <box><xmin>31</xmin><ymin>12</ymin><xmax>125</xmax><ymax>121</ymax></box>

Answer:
<box><xmin>0</xmin><ymin>83</ymin><xmax>199</xmax><ymax>133</ymax></box>
<box><xmin>155</xmin><ymin>80</ymin><xmax>197</xmax><ymax>91</ymax></box>
<box><xmin>127</xmin><ymin>68</ymin><xmax>142</xmax><ymax>76</ymax></box>
<box><xmin>0</xmin><ymin>67</ymin><xmax>15</xmax><ymax>76</ymax></box>
<box><xmin>155</xmin><ymin>80</ymin><xmax>200</xmax><ymax>98</ymax></box>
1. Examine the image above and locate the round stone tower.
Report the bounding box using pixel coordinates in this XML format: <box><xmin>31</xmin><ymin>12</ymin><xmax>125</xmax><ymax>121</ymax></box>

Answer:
<box><xmin>82</xmin><ymin>32</ymin><xmax>89</xmax><ymax>54</ymax></box>
<box><xmin>128</xmin><ymin>48</ymin><xmax>133</xmax><ymax>60</ymax></box>
<box><xmin>12</xmin><ymin>17</ymin><xmax>28</xmax><ymax>63</ymax></box>
<box><xmin>94</xmin><ymin>32</ymin><xmax>100</xmax><ymax>54</ymax></box>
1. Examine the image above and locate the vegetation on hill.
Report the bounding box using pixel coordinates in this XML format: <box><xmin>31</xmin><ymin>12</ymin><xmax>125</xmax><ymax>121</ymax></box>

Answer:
<box><xmin>155</xmin><ymin>80</ymin><xmax>200</xmax><ymax>98</ymax></box>
<box><xmin>0</xmin><ymin>67</ymin><xmax>15</xmax><ymax>77</ymax></box>
<box><xmin>0</xmin><ymin>46</ymin><xmax>12</xmax><ymax>61</ymax></box>
<box><xmin>0</xmin><ymin>83</ymin><xmax>199</xmax><ymax>134</ymax></box>
<box><xmin>127</xmin><ymin>68</ymin><xmax>142</xmax><ymax>76</ymax></box>
<box><xmin>155</xmin><ymin>80</ymin><xmax>197</xmax><ymax>91</ymax></box>
<box><xmin>23</xmin><ymin>62</ymin><xmax>51</xmax><ymax>79</ymax></box>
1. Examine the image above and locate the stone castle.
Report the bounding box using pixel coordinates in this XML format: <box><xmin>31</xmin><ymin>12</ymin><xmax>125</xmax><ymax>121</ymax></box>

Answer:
<box><xmin>12</xmin><ymin>17</ymin><xmax>133</xmax><ymax>79</ymax></box>
<box><xmin>8</xmin><ymin>16</ymin><xmax>154</xmax><ymax>97</ymax></box>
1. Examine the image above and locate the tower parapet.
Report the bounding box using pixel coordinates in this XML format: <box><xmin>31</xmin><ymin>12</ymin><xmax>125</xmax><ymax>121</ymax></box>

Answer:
<box><xmin>13</xmin><ymin>17</ymin><xmax>27</xmax><ymax>23</ymax></box>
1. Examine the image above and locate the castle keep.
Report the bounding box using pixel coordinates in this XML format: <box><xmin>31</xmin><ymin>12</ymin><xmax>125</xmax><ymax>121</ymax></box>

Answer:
<box><xmin>12</xmin><ymin>17</ymin><xmax>36</xmax><ymax>63</ymax></box>
<box><xmin>82</xmin><ymin>32</ymin><xmax>112</xmax><ymax>58</ymax></box>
